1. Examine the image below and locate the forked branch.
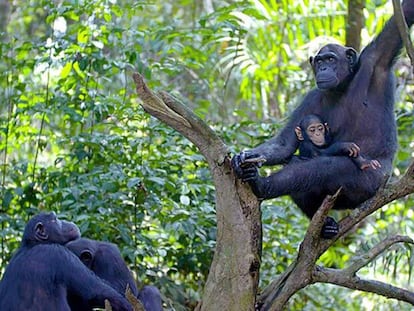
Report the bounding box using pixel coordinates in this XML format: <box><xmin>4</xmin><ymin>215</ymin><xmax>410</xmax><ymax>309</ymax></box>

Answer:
<box><xmin>260</xmin><ymin>161</ymin><xmax>414</xmax><ymax>310</ymax></box>
<box><xmin>314</xmin><ymin>235</ymin><xmax>414</xmax><ymax>304</ymax></box>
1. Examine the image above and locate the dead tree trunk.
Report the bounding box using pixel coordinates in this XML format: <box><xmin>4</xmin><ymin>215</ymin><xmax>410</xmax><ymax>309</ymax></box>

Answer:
<box><xmin>133</xmin><ymin>73</ymin><xmax>262</xmax><ymax>311</ymax></box>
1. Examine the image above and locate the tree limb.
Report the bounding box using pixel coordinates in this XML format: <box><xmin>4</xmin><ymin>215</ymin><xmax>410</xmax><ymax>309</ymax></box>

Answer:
<box><xmin>314</xmin><ymin>234</ymin><xmax>414</xmax><ymax>306</ymax></box>
<box><xmin>259</xmin><ymin>192</ymin><xmax>340</xmax><ymax>310</ymax></box>
<box><xmin>392</xmin><ymin>0</ymin><xmax>414</xmax><ymax>68</ymax></box>
<box><xmin>314</xmin><ymin>267</ymin><xmax>414</xmax><ymax>304</ymax></box>
<box><xmin>260</xmin><ymin>161</ymin><xmax>414</xmax><ymax>309</ymax></box>
<box><xmin>132</xmin><ymin>73</ymin><xmax>191</xmax><ymax>128</ymax></box>
<box><xmin>133</xmin><ymin>73</ymin><xmax>229</xmax><ymax>165</ymax></box>
<box><xmin>301</xmin><ymin>189</ymin><xmax>341</xmax><ymax>253</ymax></box>
<box><xmin>344</xmin><ymin>235</ymin><xmax>414</xmax><ymax>275</ymax></box>
<box><xmin>133</xmin><ymin>72</ymin><xmax>262</xmax><ymax>311</ymax></box>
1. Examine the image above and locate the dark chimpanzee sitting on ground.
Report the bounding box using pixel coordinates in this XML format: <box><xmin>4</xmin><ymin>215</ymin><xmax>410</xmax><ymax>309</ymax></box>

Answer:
<box><xmin>295</xmin><ymin>114</ymin><xmax>381</xmax><ymax>170</ymax></box>
<box><xmin>0</xmin><ymin>212</ymin><xmax>132</xmax><ymax>311</ymax></box>
<box><xmin>232</xmin><ymin>0</ymin><xmax>414</xmax><ymax>238</ymax></box>
<box><xmin>66</xmin><ymin>238</ymin><xmax>163</xmax><ymax>311</ymax></box>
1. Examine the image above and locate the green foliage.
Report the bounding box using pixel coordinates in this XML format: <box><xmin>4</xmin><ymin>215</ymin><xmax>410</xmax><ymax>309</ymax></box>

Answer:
<box><xmin>0</xmin><ymin>1</ymin><xmax>217</xmax><ymax>308</ymax></box>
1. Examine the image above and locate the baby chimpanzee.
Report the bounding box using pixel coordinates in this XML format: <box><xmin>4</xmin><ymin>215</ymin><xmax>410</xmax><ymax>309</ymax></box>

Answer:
<box><xmin>295</xmin><ymin>114</ymin><xmax>381</xmax><ymax>170</ymax></box>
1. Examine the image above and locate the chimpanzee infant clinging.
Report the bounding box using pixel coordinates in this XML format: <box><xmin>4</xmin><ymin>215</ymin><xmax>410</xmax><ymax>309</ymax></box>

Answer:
<box><xmin>295</xmin><ymin>114</ymin><xmax>381</xmax><ymax>170</ymax></box>
<box><xmin>0</xmin><ymin>212</ymin><xmax>132</xmax><ymax>311</ymax></box>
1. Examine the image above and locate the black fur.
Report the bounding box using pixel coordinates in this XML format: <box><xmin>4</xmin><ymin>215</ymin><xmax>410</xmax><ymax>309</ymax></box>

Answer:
<box><xmin>0</xmin><ymin>212</ymin><xmax>132</xmax><ymax>311</ymax></box>
<box><xmin>232</xmin><ymin>2</ymin><xmax>414</xmax><ymax>238</ymax></box>
<box><xmin>66</xmin><ymin>238</ymin><xmax>163</xmax><ymax>311</ymax></box>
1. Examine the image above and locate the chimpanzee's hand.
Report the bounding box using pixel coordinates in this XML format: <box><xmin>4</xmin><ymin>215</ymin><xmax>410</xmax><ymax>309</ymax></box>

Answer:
<box><xmin>321</xmin><ymin>216</ymin><xmax>339</xmax><ymax>239</ymax></box>
<box><xmin>239</xmin><ymin>165</ymin><xmax>265</xmax><ymax>199</ymax></box>
<box><xmin>231</xmin><ymin>151</ymin><xmax>246</xmax><ymax>178</ymax></box>
<box><xmin>359</xmin><ymin>159</ymin><xmax>382</xmax><ymax>170</ymax></box>
<box><xmin>231</xmin><ymin>151</ymin><xmax>266</xmax><ymax>179</ymax></box>
<box><xmin>239</xmin><ymin>165</ymin><xmax>259</xmax><ymax>182</ymax></box>
<box><xmin>342</xmin><ymin>142</ymin><xmax>360</xmax><ymax>157</ymax></box>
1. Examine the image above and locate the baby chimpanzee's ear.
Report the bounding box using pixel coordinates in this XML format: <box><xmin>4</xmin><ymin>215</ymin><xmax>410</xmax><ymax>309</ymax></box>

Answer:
<box><xmin>295</xmin><ymin>126</ymin><xmax>304</xmax><ymax>141</ymax></box>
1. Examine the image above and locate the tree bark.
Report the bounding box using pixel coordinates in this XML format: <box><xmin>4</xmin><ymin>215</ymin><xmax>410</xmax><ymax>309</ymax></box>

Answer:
<box><xmin>0</xmin><ymin>0</ymin><xmax>10</xmax><ymax>38</ymax></box>
<box><xmin>133</xmin><ymin>73</ymin><xmax>262</xmax><ymax>311</ymax></box>
<box><xmin>346</xmin><ymin>0</ymin><xmax>366</xmax><ymax>50</ymax></box>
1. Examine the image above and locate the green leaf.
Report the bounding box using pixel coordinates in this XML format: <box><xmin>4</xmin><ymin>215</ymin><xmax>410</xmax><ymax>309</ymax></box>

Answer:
<box><xmin>60</xmin><ymin>62</ymin><xmax>72</xmax><ymax>78</ymax></box>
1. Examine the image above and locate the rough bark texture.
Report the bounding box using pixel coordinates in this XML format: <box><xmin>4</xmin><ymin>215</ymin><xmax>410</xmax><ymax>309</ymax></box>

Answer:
<box><xmin>200</xmin><ymin>171</ymin><xmax>262</xmax><ymax>311</ymax></box>
<box><xmin>133</xmin><ymin>73</ymin><xmax>262</xmax><ymax>311</ymax></box>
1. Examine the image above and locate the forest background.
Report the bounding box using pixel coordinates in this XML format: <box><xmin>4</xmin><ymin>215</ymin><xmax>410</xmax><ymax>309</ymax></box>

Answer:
<box><xmin>0</xmin><ymin>0</ymin><xmax>413</xmax><ymax>310</ymax></box>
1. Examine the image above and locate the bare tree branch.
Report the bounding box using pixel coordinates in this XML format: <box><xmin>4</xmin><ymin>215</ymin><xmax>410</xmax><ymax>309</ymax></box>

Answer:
<box><xmin>132</xmin><ymin>73</ymin><xmax>191</xmax><ymax>128</ymax></box>
<box><xmin>392</xmin><ymin>0</ymin><xmax>414</xmax><ymax>68</ymax></box>
<box><xmin>259</xmin><ymin>192</ymin><xmax>340</xmax><ymax>310</ymax></box>
<box><xmin>314</xmin><ymin>263</ymin><xmax>414</xmax><ymax>305</ymax></box>
<box><xmin>301</xmin><ymin>189</ymin><xmax>341</xmax><ymax>251</ymax></box>
<box><xmin>133</xmin><ymin>73</ymin><xmax>229</xmax><ymax>165</ymax></box>
<box><xmin>259</xmin><ymin>162</ymin><xmax>414</xmax><ymax>310</ymax></box>
<box><xmin>344</xmin><ymin>235</ymin><xmax>414</xmax><ymax>275</ymax></box>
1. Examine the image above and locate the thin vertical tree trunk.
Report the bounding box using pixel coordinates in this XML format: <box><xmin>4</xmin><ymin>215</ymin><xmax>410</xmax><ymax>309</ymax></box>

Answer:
<box><xmin>346</xmin><ymin>0</ymin><xmax>366</xmax><ymax>50</ymax></box>
<box><xmin>0</xmin><ymin>0</ymin><xmax>10</xmax><ymax>37</ymax></box>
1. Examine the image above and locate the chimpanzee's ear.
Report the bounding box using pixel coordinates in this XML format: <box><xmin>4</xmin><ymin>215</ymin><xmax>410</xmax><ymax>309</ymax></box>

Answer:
<box><xmin>309</xmin><ymin>56</ymin><xmax>314</xmax><ymax>66</ymax></box>
<box><xmin>345</xmin><ymin>48</ymin><xmax>359</xmax><ymax>73</ymax></box>
<box><xmin>295</xmin><ymin>126</ymin><xmax>304</xmax><ymax>141</ymax></box>
<box><xmin>80</xmin><ymin>250</ymin><xmax>93</xmax><ymax>267</ymax></box>
<box><xmin>35</xmin><ymin>222</ymin><xmax>48</xmax><ymax>241</ymax></box>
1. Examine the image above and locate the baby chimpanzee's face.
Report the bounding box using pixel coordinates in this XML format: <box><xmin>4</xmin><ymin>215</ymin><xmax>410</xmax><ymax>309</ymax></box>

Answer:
<box><xmin>306</xmin><ymin>122</ymin><xmax>325</xmax><ymax>146</ymax></box>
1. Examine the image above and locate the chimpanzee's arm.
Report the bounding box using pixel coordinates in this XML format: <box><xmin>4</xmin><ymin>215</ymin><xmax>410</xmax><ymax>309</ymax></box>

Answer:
<box><xmin>352</xmin><ymin>156</ymin><xmax>382</xmax><ymax>170</ymax></box>
<box><xmin>56</xmin><ymin>247</ymin><xmax>132</xmax><ymax>311</ymax></box>
<box><xmin>320</xmin><ymin>143</ymin><xmax>381</xmax><ymax>170</ymax></box>
<box><xmin>319</xmin><ymin>142</ymin><xmax>360</xmax><ymax>157</ymax></box>
<box><xmin>239</xmin><ymin>124</ymin><xmax>299</xmax><ymax>166</ymax></box>
<box><xmin>232</xmin><ymin>90</ymin><xmax>322</xmax><ymax>177</ymax></box>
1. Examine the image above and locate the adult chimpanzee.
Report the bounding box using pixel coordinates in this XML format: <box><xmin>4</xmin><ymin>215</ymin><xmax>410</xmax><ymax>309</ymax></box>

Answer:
<box><xmin>0</xmin><ymin>212</ymin><xmax>132</xmax><ymax>311</ymax></box>
<box><xmin>232</xmin><ymin>1</ymin><xmax>414</xmax><ymax>238</ymax></box>
<box><xmin>66</xmin><ymin>238</ymin><xmax>163</xmax><ymax>311</ymax></box>
<box><xmin>295</xmin><ymin>114</ymin><xmax>381</xmax><ymax>170</ymax></box>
